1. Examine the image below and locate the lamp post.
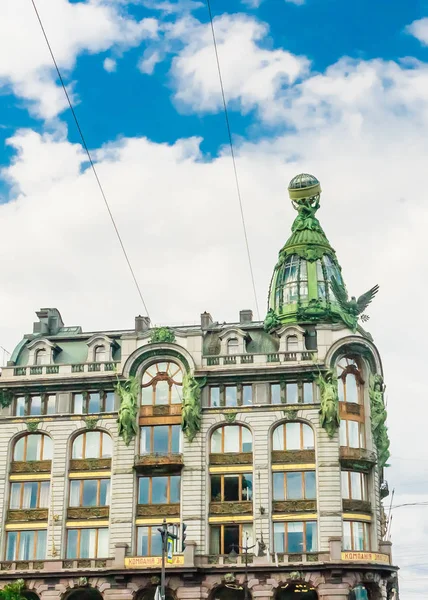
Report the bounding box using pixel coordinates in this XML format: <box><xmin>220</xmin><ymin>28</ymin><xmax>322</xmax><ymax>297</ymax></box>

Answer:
<box><xmin>228</xmin><ymin>533</ymin><xmax>257</xmax><ymax>600</ymax></box>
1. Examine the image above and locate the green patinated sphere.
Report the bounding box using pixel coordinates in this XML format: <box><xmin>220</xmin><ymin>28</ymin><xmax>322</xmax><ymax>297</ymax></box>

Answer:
<box><xmin>288</xmin><ymin>173</ymin><xmax>321</xmax><ymax>201</ymax></box>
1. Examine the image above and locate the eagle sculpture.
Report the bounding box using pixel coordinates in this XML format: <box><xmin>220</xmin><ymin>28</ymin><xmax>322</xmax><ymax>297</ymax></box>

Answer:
<box><xmin>331</xmin><ymin>276</ymin><xmax>379</xmax><ymax>330</ymax></box>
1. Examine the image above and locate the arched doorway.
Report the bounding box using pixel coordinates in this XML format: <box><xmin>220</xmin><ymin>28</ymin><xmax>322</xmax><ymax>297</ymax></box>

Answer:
<box><xmin>210</xmin><ymin>586</ymin><xmax>247</xmax><ymax>600</ymax></box>
<box><xmin>138</xmin><ymin>588</ymin><xmax>175</xmax><ymax>600</ymax></box>
<box><xmin>65</xmin><ymin>588</ymin><xmax>103</xmax><ymax>600</ymax></box>
<box><xmin>276</xmin><ymin>583</ymin><xmax>318</xmax><ymax>600</ymax></box>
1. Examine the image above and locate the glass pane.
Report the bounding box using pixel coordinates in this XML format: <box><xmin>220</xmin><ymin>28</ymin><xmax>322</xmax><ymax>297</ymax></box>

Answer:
<box><xmin>341</xmin><ymin>471</ymin><xmax>350</xmax><ymax>499</ymax></box>
<box><xmin>80</xmin><ymin>528</ymin><xmax>97</xmax><ymax>558</ymax></box>
<box><xmin>273</xmin><ymin>425</ymin><xmax>284</xmax><ymax>450</ymax></box>
<box><xmin>210</xmin><ymin>387</ymin><xmax>220</xmax><ymax>407</ymax></box>
<box><xmin>211</xmin><ymin>475</ymin><xmax>221</xmax><ymax>501</ymax></box>
<box><xmin>224</xmin><ymin>525</ymin><xmax>239</xmax><ymax>554</ymax></box>
<box><xmin>10</xmin><ymin>483</ymin><xmax>21</xmax><ymax>509</ymax></box>
<box><xmin>137</xmin><ymin>479</ymin><xmax>148</xmax><ymax>505</ymax></box>
<box><xmin>286</xmin><ymin>423</ymin><xmax>300</xmax><ymax>450</ymax></box>
<box><xmin>15</xmin><ymin>397</ymin><xmax>25</xmax><ymax>416</ymax></box>
<box><xmin>19</xmin><ymin>530</ymin><xmax>34</xmax><ymax>560</ymax></box>
<box><xmin>224</xmin><ymin>427</ymin><xmax>239</xmax><ymax>453</ymax></box>
<box><xmin>67</xmin><ymin>529</ymin><xmax>78</xmax><ymax>558</ymax></box>
<box><xmin>171</xmin><ymin>425</ymin><xmax>180</xmax><ymax>453</ymax></box>
<box><xmin>286</xmin><ymin>472</ymin><xmax>303</xmax><ymax>500</ymax></box>
<box><xmin>88</xmin><ymin>393</ymin><xmax>101</xmax><ymax>414</ymax></box>
<box><xmin>273</xmin><ymin>473</ymin><xmax>284</xmax><ymax>501</ymax></box>
<box><xmin>273</xmin><ymin>523</ymin><xmax>284</xmax><ymax>553</ymax></box>
<box><xmin>73</xmin><ymin>394</ymin><xmax>84</xmax><ymax>414</ymax></box>
<box><xmin>211</xmin><ymin>428</ymin><xmax>221</xmax><ymax>453</ymax></box>
<box><xmin>339</xmin><ymin>421</ymin><xmax>347</xmax><ymax>446</ymax></box>
<box><xmin>170</xmin><ymin>476</ymin><xmax>181</xmax><ymax>503</ymax></box>
<box><xmin>47</xmin><ymin>395</ymin><xmax>56</xmax><ymax>414</ymax></box>
<box><xmin>140</xmin><ymin>427</ymin><xmax>150</xmax><ymax>454</ymax></box>
<box><xmin>227</xmin><ymin>339</ymin><xmax>239</xmax><ymax>355</ymax></box>
<box><xmin>242</xmin><ymin>474</ymin><xmax>252</xmax><ymax>501</ymax></box>
<box><xmin>348</xmin><ymin>421</ymin><xmax>359</xmax><ymax>448</ymax></box>
<box><xmin>151</xmin><ymin>527</ymin><xmax>163</xmax><ymax>555</ymax></box>
<box><xmin>155</xmin><ymin>380</ymin><xmax>169</xmax><ymax>405</ymax></box>
<box><xmin>242</xmin><ymin>524</ymin><xmax>253</xmax><ymax>548</ymax></box>
<box><xmin>170</xmin><ymin>384</ymin><xmax>182</xmax><ymax>404</ymax></box>
<box><xmin>353</xmin><ymin>522</ymin><xmax>365</xmax><ymax>551</ymax></box>
<box><xmin>27</xmin><ymin>434</ymin><xmax>40</xmax><ymax>460</ymax></box>
<box><xmin>286</xmin><ymin>383</ymin><xmax>298</xmax><ymax>404</ymax></box>
<box><xmin>69</xmin><ymin>480</ymin><xmax>80</xmax><ymax>507</ymax></box>
<box><xmin>242</xmin><ymin>428</ymin><xmax>252</xmax><ymax>453</ymax></box>
<box><xmin>287</xmin><ymin>521</ymin><xmax>304</xmax><ymax>552</ymax></box>
<box><xmin>346</xmin><ymin>374</ymin><xmax>358</xmax><ymax>403</ymax></box>
<box><xmin>271</xmin><ymin>384</ymin><xmax>281</xmax><ymax>404</ymax></box>
<box><xmin>137</xmin><ymin>527</ymin><xmax>149</xmax><ymax>556</ymax></box>
<box><xmin>40</xmin><ymin>482</ymin><xmax>50</xmax><ymax>507</ymax></box>
<box><xmin>141</xmin><ymin>386</ymin><xmax>153</xmax><ymax>405</ymax></box>
<box><xmin>30</xmin><ymin>396</ymin><xmax>42</xmax><ymax>416</ymax></box>
<box><xmin>305</xmin><ymin>522</ymin><xmax>317</xmax><ymax>552</ymax></box>
<box><xmin>14</xmin><ymin>437</ymin><xmax>25</xmax><ymax>461</ymax></box>
<box><xmin>338</xmin><ymin>378</ymin><xmax>345</xmax><ymax>402</ymax></box>
<box><xmin>42</xmin><ymin>436</ymin><xmax>53</xmax><ymax>460</ymax></box>
<box><xmin>36</xmin><ymin>530</ymin><xmax>47</xmax><ymax>559</ymax></box>
<box><xmin>224</xmin><ymin>475</ymin><xmax>239</xmax><ymax>501</ymax></box>
<box><xmin>23</xmin><ymin>482</ymin><xmax>39</xmax><ymax>508</ymax></box>
<box><xmin>6</xmin><ymin>532</ymin><xmax>17</xmax><ymax>561</ymax></box>
<box><xmin>303</xmin><ymin>383</ymin><xmax>313</xmax><ymax>404</ymax></box>
<box><xmin>72</xmin><ymin>435</ymin><xmax>83</xmax><ymax>459</ymax></box>
<box><xmin>85</xmin><ymin>432</ymin><xmax>100</xmax><ymax>458</ymax></box>
<box><xmin>243</xmin><ymin>385</ymin><xmax>252</xmax><ymax>406</ymax></box>
<box><xmin>351</xmin><ymin>471</ymin><xmax>362</xmax><ymax>500</ymax></box>
<box><xmin>103</xmin><ymin>392</ymin><xmax>114</xmax><ymax>412</ymax></box>
<box><xmin>101</xmin><ymin>433</ymin><xmax>112</xmax><ymax>458</ymax></box>
<box><xmin>82</xmin><ymin>480</ymin><xmax>98</xmax><ymax>506</ymax></box>
<box><xmin>152</xmin><ymin>477</ymin><xmax>168</xmax><ymax>503</ymax></box>
<box><xmin>97</xmin><ymin>528</ymin><xmax>108</xmax><ymax>557</ymax></box>
<box><xmin>153</xmin><ymin>426</ymin><xmax>169</xmax><ymax>453</ymax></box>
<box><xmin>210</xmin><ymin>526</ymin><xmax>220</xmax><ymax>554</ymax></box>
<box><xmin>343</xmin><ymin>521</ymin><xmax>352</xmax><ymax>550</ymax></box>
<box><xmin>303</xmin><ymin>424</ymin><xmax>314</xmax><ymax>449</ymax></box>
<box><xmin>225</xmin><ymin>387</ymin><xmax>237</xmax><ymax>407</ymax></box>
<box><xmin>305</xmin><ymin>471</ymin><xmax>316</xmax><ymax>499</ymax></box>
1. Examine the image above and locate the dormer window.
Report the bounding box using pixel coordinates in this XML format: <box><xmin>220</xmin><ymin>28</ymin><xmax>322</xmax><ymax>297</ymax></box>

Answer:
<box><xmin>35</xmin><ymin>349</ymin><xmax>48</xmax><ymax>366</ymax></box>
<box><xmin>227</xmin><ymin>338</ymin><xmax>239</xmax><ymax>355</ymax></box>
<box><xmin>286</xmin><ymin>335</ymin><xmax>298</xmax><ymax>352</ymax></box>
<box><xmin>94</xmin><ymin>345</ymin><xmax>106</xmax><ymax>363</ymax></box>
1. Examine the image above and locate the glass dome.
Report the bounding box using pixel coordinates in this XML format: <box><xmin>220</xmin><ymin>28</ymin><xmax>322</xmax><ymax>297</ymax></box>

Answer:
<box><xmin>288</xmin><ymin>173</ymin><xmax>320</xmax><ymax>190</ymax></box>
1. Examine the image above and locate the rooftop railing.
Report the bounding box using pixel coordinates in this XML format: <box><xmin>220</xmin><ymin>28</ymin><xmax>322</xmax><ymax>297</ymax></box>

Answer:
<box><xmin>203</xmin><ymin>351</ymin><xmax>316</xmax><ymax>368</ymax></box>
<box><xmin>8</xmin><ymin>362</ymin><xmax>120</xmax><ymax>377</ymax></box>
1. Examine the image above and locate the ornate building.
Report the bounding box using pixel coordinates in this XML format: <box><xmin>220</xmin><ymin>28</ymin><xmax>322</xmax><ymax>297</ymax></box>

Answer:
<box><xmin>0</xmin><ymin>175</ymin><xmax>398</xmax><ymax>600</ymax></box>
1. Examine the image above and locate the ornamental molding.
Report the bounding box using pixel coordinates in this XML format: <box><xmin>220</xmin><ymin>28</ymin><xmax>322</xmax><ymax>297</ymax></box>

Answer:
<box><xmin>325</xmin><ymin>335</ymin><xmax>383</xmax><ymax>376</ymax></box>
<box><xmin>123</xmin><ymin>344</ymin><xmax>194</xmax><ymax>379</ymax></box>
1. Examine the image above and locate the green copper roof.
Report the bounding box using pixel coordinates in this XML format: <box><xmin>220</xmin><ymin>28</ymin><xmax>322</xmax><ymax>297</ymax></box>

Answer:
<box><xmin>266</xmin><ymin>173</ymin><xmax>378</xmax><ymax>332</ymax></box>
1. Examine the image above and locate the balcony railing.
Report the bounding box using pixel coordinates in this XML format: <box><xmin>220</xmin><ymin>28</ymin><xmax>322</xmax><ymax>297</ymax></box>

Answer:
<box><xmin>203</xmin><ymin>351</ymin><xmax>316</xmax><ymax>368</ymax></box>
<box><xmin>134</xmin><ymin>453</ymin><xmax>184</xmax><ymax>473</ymax></box>
<box><xmin>9</xmin><ymin>362</ymin><xmax>120</xmax><ymax>377</ymax></box>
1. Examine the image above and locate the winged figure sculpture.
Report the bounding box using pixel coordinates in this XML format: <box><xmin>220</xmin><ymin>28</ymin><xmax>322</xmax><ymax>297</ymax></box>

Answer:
<box><xmin>331</xmin><ymin>276</ymin><xmax>379</xmax><ymax>330</ymax></box>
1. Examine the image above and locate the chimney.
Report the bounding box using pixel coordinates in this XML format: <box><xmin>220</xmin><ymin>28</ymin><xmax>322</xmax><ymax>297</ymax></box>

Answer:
<box><xmin>135</xmin><ymin>316</ymin><xmax>151</xmax><ymax>333</ymax></box>
<box><xmin>239</xmin><ymin>310</ymin><xmax>253</xmax><ymax>324</ymax></box>
<box><xmin>33</xmin><ymin>308</ymin><xmax>64</xmax><ymax>335</ymax></box>
<box><xmin>201</xmin><ymin>312</ymin><xmax>213</xmax><ymax>330</ymax></box>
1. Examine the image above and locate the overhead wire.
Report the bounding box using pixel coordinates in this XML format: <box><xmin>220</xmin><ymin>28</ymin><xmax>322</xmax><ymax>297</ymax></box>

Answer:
<box><xmin>29</xmin><ymin>0</ymin><xmax>151</xmax><ymax>320</ymax></box>
<box><xmin>204</xmin><ymin>0</ymin><xmax>261</xmax><ymax>321</ymax></box>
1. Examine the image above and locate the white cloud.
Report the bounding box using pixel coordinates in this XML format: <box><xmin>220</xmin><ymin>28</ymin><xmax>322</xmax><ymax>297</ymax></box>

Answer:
<box><xmin>103</xmin><ymin>58</ymin><xmax>117</xmax><ymax>72</ymax></box>
<box><xmin>407</xmin><ymin>17</ymin><xmax>428</xmax><ymax>45</ymax></box>
<box><xmin>0</xmin><ymin>0</ymin><xmax>158</xmax><ymax>119</ymax></box>
<box><xmin>167</xmin><ymin>14</ymin><xmax>309</xmax><ymax>116</ymax></box>
<box><xmin>142</xmin><ymin>0</ymin><xmax>203</xmax><ymax>13</ymax></box>
<box><xmin>138</xmin><ymin>49</ymin><xmax>163</xmax><ymax>74</ymax></box>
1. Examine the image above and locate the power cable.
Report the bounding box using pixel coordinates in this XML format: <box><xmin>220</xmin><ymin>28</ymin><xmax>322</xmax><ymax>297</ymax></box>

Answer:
<box><xmin>204</xmin><ymin>0</ymin><xmax>261</xmax><ymax>321</ymax></box>
<box><xmin>30</xmin><ymin>0</ymin><xmax>151</xmax><ymax>320</ymax></box>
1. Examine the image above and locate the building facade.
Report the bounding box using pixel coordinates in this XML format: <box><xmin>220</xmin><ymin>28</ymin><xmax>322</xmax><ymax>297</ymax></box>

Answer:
<box><xmin>0</xmin><ymin>175</ymin><xmax>398</xmax><ymax>600</ymax></box>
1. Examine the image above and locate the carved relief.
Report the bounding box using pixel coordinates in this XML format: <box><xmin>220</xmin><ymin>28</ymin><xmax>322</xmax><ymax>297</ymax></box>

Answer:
<box><xmin>11</xmin><ymin>460</ymin><xmax>52</xmax><ymax>473</ymax></box>
<box><xmin>137</xmin><ymin>504</ymin><xmax>180</xmax><ymax>517</ymax></box>
<box><xmin>69</xmin><ymin>459</ymin><xmax>111</xmax><ymax>471</ymax></box>
<box><xmin>210</xmin><ymin>501</ymin><xmax>253</xmax><ymax>515</ymax></box>
<box><xmin>7</xmin><ymin>509</ymin><xmax>49</xmax><ymax>522</ymax></box>
<box><xmin>271</xmin><ymin>450</ymin><xmax>315</xmax><ymax>464</ymax></box>
<box><xmin>272</xmin><ymin>500</ymin><xmax>317</xmax><ymax>513</ymax></box>
<box><xmin>342</xmin><ymin>499</ymin><xmax>372</xmax><ymax>514</ymax></box>
<box><xmin>209</xmin><ymin>452</ymin><xmax>253</xmax><ymax>465</ymax></box>
<box><xmin>67</xmin><ymin>507</ymin><xmax>109</xmax><ymax>520</ymax></box>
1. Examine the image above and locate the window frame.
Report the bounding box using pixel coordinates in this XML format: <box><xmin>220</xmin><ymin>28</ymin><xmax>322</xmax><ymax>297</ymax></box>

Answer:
<box><xmin>210</xmin><ymin>425</ymin><xmax>252</xmax><ymax>454</ymax></box>
<box><xmin>341</xmin><ymin>470</ymin><xmax>368</xmax><ymax>501</ymax></box>
<box><xmin>13</xmin><ymin>434</ymin><xmax>52</xmax><ymax>462</ymax></box>
<box><xmin>66</xmin><ymin>527</ymin><xmax>108</xmax><ymax>558</ymax></box>
<box><xmin>71</xmin><ymin>431</ymin><xmax>112</xmax><ymax>460</ymax></box>
<box><xmin>13</xmin><ymin>394</ymin><xmax>56</xmax><ymax>417</ymax></box>
<box><xmin>210</xmin><ymin>473</ymin><xmax>253</xmax><ymax>502</ymax></box>
<box><xmin>273</xmin><ymin>471</ymin><xmax>316</xmax><ymax>501</ymax></box>
<box><xmin>209</xmin><ymin>523</ymin><xmax>253</xmax><ymax>555</ymax></box>
<box><xmin>69</xmin><ymin>478</ymin><xmax>110</xmax><ymax>507</ymax></box>
<box><xmin>343</xmin><ymin>520</ymin><xmax>370</xmax><ymax>551</ymax></box>
<box><xmin>208</xmin><ymin>384</ymin><xmax>253</xmax><ymax>408</ymax></box>
<box><xmin>273</xmin><ymin>520</ymin><xmax>318</xmax><ymax>553</ymax></box>
<box><xmin>6</xmin><ymin>529</ymin><xmax>47</xmax><ymax>560</ymax></box>
<box><xmin>138</xmin><ymin>475</ymin><xmax>181</xmax><ymax>505</ymax></box>
<box><xmin>141</xmin><ymin>362</ymin><xmax>183</xmax><ymax>407</ymax></box>
<box><xmin>9</xmin><ymin>481</ymin><xmax>50</xmax><ymax>509</ymax></box>
<box><xmin>139</xmin><ymin>425</ymin><xmax>181</xmax><ymax>455</ymax></box>
<box><xmin>337</xmin><ymin>356</ymin><xmax>364</xmax><ymax>404</ymax></box>
<box><xmin>272</xmin><ymin>422</ymin><xmax>314</xmax><ymax>451</ymax></box>
<box><xmin>72</xmin><ymin>391</ymin><xmax>115</xmax><ymax>414</ymax></box>
<box><xmin>269</xmin><ymin>382</ymin><xmax>317</xmax><ymax>405</ymax></box>
<box><xmin>340</xmin><ymin>419</ymin><xmax>366</xmax><ymax>449</ymax></box>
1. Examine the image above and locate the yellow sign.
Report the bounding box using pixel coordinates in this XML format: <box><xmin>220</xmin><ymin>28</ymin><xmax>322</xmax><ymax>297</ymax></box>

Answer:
<box><xmin>341</xmin><ymin>551</ymin><xmax>390</xmax><ymax>564</ymax></box>
<box><xmin>125</xmin><ymin>556</ymin><xmax>184</xmax><ymax>569</ymax></box>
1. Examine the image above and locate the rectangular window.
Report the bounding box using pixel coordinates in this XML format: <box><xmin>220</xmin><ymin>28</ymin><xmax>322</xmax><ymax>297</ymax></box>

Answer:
<box><xmin>210</xmin><ymin>474</ymin><xmax>252</xmax><ymax>502</ymax></box>
<box><xmin>273</xmin><ymin>521</ymin><xmax>317</xmax><ymax>553</ymax></box>
<box><xmin>6</xmin><ymin>530</ymin><xmax>47</xmax><ymax>560</ymax></box>
<box><xmin>137</xmin><ymin>526</ymin><xmax>174</xmax><ymax>556</ymax></box>
<box><xmin>341</xmin><ymin>471</ymin><xmax>367</xmax><ymax>501</ymax></box>
<box><xmin>286</xmin><ymin>383</ymin><xmax>298</xmax><ymax>404</ymax></box>
<box><xmin>210</xmin><ymin>387</ymin><xmax>220</xmax><ymax>407</ymax></box>
<box><xmin>225</xmin><ymin>387</ymin><xmax>237</xmax><ymax>407</ymax></box>
<box><xmin>10</xmin><ymin>481</ymin><xmax>50</xmax><ymax>509</ymax></box>
<box><xmin>73</xmin><ymin>392</ymin><xmax>115</xmax><ymax>414</ymax></box>
<box><xmin>242</xmin><ymin>385</ymin><xmax>252</xmax><ymax>406</ymax></box>
<box><xmin>303</xmin><ymin>382</ymin><xmax>314</xmax><ymax>404</ymax></box>
<box><xmin>273</xmin><ymin>472</ymin><xmax>316</xmax><ymax>501</ymax></box>
<box><xmin>271</xmin><ymin>384</ymin><xmax>281</xmax><ymax>404</ymax></box>
<box><xmin>66</xmin><ymin>528</ymin><xmax>108</xmax><ymax>558</ymax></box>
<box><xmin>69</xmin><ymin>479</ymin><xmax>110</xmax><ymax>507</ymax></box>
<box><xmin>209</xmin><ymin>524</ymin><xmax>253</xmax><ymax>554</ymax></box>
<box><xmin>15</xmin><ymin>397</ymin><xmax>25</xmax><ymax>417</ymax></box>
<box><xmin>138</xmin><ymin>476</ymin><xmax>181</xmax><ymax>504</ymax></box>
<box><xmin>343</xmin><ymin>521</ymin><xmax>369</xmax><ymax>551</ymax></box>
<box><xmin>14</xmin><ymin>395</ymin><xmax>56</xmax><ymax>416</ymax></box>
<box><xmin>140</xmin><ymin>425</ymin><xmax>181</xmax><ymax>454</ymax></box>
<box><xmin>340</xmin><ymin>420</ymin><xmax>365</xmax><ymax>449</ymax></box>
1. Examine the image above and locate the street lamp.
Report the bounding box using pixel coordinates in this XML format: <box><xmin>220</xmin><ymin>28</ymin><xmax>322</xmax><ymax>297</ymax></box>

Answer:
<box><xmin>227</xmin><ymin>533</ymin><xmax>257</xmax><ymax>600</ymax></box>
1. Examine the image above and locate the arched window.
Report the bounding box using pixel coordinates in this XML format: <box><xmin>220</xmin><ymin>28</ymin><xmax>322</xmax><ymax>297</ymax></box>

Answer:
<box><xmin>272</xmin><ymin>422</ymin><xmax>314</xmax><ymax>451</ymax></box>
<box><xmin>276</xmin><ymin>254</ymin><xmax>308</xmax><ymax>305</ymax></box>
<box><xmin>72</xmin><ymin>431</ymin><xmax>112</xmax><ymax>459</ymax></box>
<box><xmin>336</xmin><ymin>356</ymin><xmax>364</xmax><ymax>404</ymax></box>
<box><xmin>94</xmin><ymin>345</ymin><xmax>106</xmax><ymax>363</ymax></box>
<box><xmin>141</xmin><ymin>361</ymin><xmax>183</xmax><ymax>405</ymax></box>
<box><xmin>210</xmin><ymin>425</ymin><xmax>252</xmax><ymax>453</ymax></box>
<box><xmin>286</xmin><ymin>335</ymin><xmax>298</xmax><ymax>352</ymax></box>
<box><xmin>13</xmin><ymin>434</ymin><xmax>53</xmax><ymax>461</ymax></box>
<box><xmin>227</xmin><ymin>338</ymin><xmax>239</xmax><ymax>355</ymax></box>
<box><xmin>35</xmin><ymin>349</ymin><xmax>48</xmax><ymax>366</ymax></box>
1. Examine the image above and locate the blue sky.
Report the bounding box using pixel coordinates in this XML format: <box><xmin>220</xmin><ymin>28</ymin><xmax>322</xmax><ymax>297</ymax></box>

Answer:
<box><xmin>2</xmin><ymin>0</ymin><xmax>428</xmax><ymax>596</ymax></box>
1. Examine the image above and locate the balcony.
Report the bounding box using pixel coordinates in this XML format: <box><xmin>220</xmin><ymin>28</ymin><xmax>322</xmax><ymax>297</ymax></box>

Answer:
<box><xmin>342</xmin><ymin>499</ymin><xmax>372</xmax><ymax>514</ymax></box>
<box><xmin>10</xmin><ymin>460</ymin><xmax>52</xmax><ymax>474</ymax></box>
<box><xmin>7</xmin><ymin>509</ymin><xmax>49</xmax><ymax>522</ymax></box>
<box><xmin>339</xmin><ymin>447</ymin><xmax>376</xmax><ymax>472</ymax></box>
<box><xmin>6</xmin><ymin>362</ymin><xmax>120</xmax><ymax>379</ymax></box>
<box><xmin>69</xmin><ymin>458</ymin><xmax>111</xmax><ymax>472</ymax></box>
<box><xmin>272</xmin><ymin>500</ymin><xmax>317</xmax><ymax>514</ymax></box>
<box><xmin>67</xmin><ymin>507</ymin><xmax>109</xmax><ymax>520</ymax></box>
<box><xmin>134</xmin><ymin>453</ymin><xmax>183</xmax><ymax>474</ymax></box>
<box><xmin>203</xmin><ymin>351</ymin><xmax>316</xmax><ymax>369</ymax></box>
<box><xmin>0</xmin><ymin>559</ymin><xmax>114</xmax><ymax>573</ymax></box>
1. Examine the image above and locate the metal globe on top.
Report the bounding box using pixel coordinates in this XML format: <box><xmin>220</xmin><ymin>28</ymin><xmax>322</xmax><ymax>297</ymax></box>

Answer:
<box><xmin>288</xmin><ymin>173</ymin><xmax>321</xmax><ymax>203</ymax></box>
